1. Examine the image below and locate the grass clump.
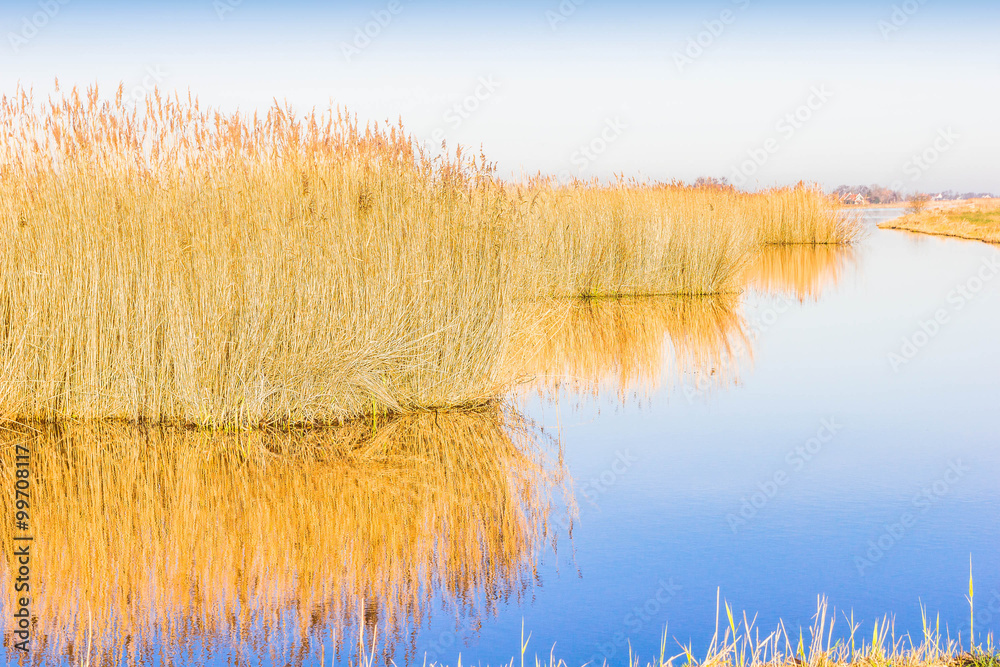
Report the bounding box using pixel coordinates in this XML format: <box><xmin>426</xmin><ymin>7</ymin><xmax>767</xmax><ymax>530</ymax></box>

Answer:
<box><xmin>506</xmin><ymin>181</ymin><xmax>857</xmax><ymax>300</ymax></box>
<box><xmin>509</xmin><ymin>181</ymin><xmax>753</xmax><ymax>297</ymax></box>
<box><xmin>745</xmin><ymin>184</ymin><xmax>863</xmax><ymax>245</ymax></box>
<box><xmin>0</xmin><ymin>85</ymin><xmax>518</xmax><ymax>427</ymax></box>
<box><xmin>953</xmin><ymin>653</ymin><xmax>1000</xmax><ymax>667</ymax></box>
<box><xmin>335</xmin><ymin>595</ymin><xmax>993</xmax><ymax>667</ymax></box>
<box><xmin>0</xmin><ymin>84</ymin><xmax>860</xmax><ymax>426</ymax></box>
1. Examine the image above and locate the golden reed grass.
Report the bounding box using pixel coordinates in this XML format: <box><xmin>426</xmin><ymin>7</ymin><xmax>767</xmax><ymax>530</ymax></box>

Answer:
<box><xmin>744</xmin><ymin>185</ymin><xmax>863</xmax><ymax>246</ymax></box>
<box><xmin>506</xmin><ymin>182</ymin><xmax>854</xmax><ymax>299</ymax></box>
<box><xmin>1</xmin><ymin>85</ymin><xmax>519</xmax><ymax>426</ymax></box>
<box><xmin>0</xmin><ymin>84</ymin><xmax>859</xmax><ymax>425</ymax></box>
<box><xmin>508</xmin><ymin>183</ymin><xmax>751</xmax><ymax>297</ymax></box>
<box><xmin>0</xmin><ymin>409</ymin><xmax>567</xmax><ymax>665</ymax></box>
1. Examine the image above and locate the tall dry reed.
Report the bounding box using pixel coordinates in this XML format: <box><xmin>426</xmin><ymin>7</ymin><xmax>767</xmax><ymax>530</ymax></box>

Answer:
<box><xmin>503</xmin><ymin>181</ymin><xmax>857</xmax><ymax>299</ymax></box>
<box><xmin>508</xmin><ymin>182</ymin><xmax>753</xmax><ymax>297</ymax></box>
<box><xmin>0</xmin><ymin>84</ymin><xmax>859</xmax><ymax>425</ymax></box>
<box><xmin>743</xmin><ymin>185</ymin><xmax>862</xmax><ymax>245</ymax></box>
<box><xmin>0</xmin><ymin>85</ymin><xmax>518</xmax><ymax>426</ymax></box>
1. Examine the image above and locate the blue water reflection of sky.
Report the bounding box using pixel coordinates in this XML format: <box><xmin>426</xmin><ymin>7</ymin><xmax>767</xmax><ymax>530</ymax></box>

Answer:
<box><xmin>462</xmin><ymin>216</ymin><xmax>1000</xmax><ymax>666</ymax></box>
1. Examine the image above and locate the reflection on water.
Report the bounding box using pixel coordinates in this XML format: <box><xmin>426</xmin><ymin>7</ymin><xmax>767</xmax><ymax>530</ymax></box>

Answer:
<box><xmin>742</xmin><ymin>245</ymin><xmax>857</xmax><ymax>302</ymax></box>
<box><xmin>0</xmin><ymin>410</ymin><xmax>567</xmax><ymax>666</ymax></box>
<box><xmin>514</xmin><ymin>296</ymin><xmax>751</xmax><ymax>402</ymax></box>
<box><xmin>6</xmin><ymin>222</ymin><xmax>967</xmax><ymax>667</ymax></box>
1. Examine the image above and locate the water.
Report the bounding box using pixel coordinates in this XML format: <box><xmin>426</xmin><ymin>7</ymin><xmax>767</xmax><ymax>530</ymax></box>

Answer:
<box><xmin>3</xmin><ymin>209</ymin><xmax>999</xmax><ymax>666</ymax></box>
<box><xmin>490</xmin><ymin>210</ymin><xmax>1000</xmax><ymax>664</ymax></box>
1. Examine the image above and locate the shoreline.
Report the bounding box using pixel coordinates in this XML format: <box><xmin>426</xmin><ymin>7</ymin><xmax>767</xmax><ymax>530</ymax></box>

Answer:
<box><xmin>877</xmin><ymin>199</ymin><xmax>999</xmax><ymax>245</ymax></box>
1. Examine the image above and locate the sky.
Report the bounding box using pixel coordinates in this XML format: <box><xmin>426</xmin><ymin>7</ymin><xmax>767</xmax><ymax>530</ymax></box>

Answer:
<box><xmin>2</xmin><ymin>0</ymin><xmax>998</xmax><ymax>193</ymax></box>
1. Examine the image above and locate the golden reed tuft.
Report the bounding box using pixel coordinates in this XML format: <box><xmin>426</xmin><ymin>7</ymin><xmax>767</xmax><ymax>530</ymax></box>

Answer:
<box><xmin>1</xmin><ymin>85</ymin><xmax>519</xmax><ymax>425</ymax></box>
<box><xmin>0</xmin><ymin>85</ymin><xmax>858</xmax><ymax>426</ymax></box>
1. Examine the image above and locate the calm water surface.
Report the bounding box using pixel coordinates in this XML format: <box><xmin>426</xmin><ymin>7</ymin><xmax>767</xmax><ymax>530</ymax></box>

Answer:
<box><xmin>3</xmin><ymin>209</ymin><xmax>999</xmax><ymax>666</ymax></box>
<box><xmin>490</xmin><ymin>209</ymin><xmax>1000</xmax><ymax>664</ymax></box>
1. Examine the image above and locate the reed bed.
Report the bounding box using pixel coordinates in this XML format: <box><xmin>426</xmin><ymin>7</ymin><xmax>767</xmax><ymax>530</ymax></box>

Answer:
<box><xmin>504</xmin><ymin>182</ymin><xmax>856</xmax><ymax>299</ymax></box>
<box><xmin>507</xmin><ymin>183</ymin><xmax>753</xmax><ymax>297</ymax></box>
<box><xmin>0</xmin><ymin>85</ymin><xmax>519</xmax><ymax>426</ymax></box>
<box><xmin>743</xmin><ymin>185</ymin><xmax>862</xmax><ymax>245</ymax></box>
<box><xmin>0</xmin><ymin>85</ymin><xmax>858</xmax><ymax>425</ymax></box>
<box><xmin>513</xmin><ymin>296</ymin><xmax>750</xmax><ymax>403</ymax></box>
<box><xmin>0</xmin><ymin>409</ymin><xmax>567</xmax><ymax>666</ymax></box>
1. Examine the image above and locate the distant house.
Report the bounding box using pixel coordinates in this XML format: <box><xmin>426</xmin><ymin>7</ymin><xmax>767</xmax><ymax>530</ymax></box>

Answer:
<box><xmin>842</xmin><ymin>192</ymin><xmax>866</xmax><ymax>205</ymax></box>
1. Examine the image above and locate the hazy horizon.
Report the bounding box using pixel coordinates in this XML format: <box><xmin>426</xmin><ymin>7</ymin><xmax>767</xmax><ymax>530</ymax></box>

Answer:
<box><xmin>3</xmin><ymin>0</ymin><xmax>998</xmax><ymax>193</ymax></box>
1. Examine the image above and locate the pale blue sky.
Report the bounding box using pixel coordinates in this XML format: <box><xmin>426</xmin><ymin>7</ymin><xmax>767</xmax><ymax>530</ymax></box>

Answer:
<box><xmin>2</xmin><ymin>0</ymin><xmax>998</xmax><ymax>192</ymax></box>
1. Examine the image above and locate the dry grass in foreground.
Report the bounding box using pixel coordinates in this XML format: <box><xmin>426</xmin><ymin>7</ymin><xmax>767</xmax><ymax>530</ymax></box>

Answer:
<box><xmin>0</xmin><ymin>84</ymin><xmax>859</xmax><ymax>425</ymax></box>
<box><xmin>346</xmin><ymin>597</ymin><xmax>995</xmax><ymax>667</ymax></box>
<box><xmin>0</xmin><ymin>410</ymin><xmax>567</xmax><ymax>665</ymax></box>
<box><xmin>877</xmin><ymin>199</ymin><xmax>1000</xmax><ymax>244</ymax></box>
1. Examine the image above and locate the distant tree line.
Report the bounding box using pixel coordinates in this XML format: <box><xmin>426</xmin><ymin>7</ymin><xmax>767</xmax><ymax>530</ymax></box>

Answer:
<box><xmin>681</xmin><ymin>178</ymin><xmax>994</xmax><ymax>201</ymax></box>
<box><xmin>691</xmin><ymin>176</ymin><xmax>734</xmax><ymax>189</ymax></box>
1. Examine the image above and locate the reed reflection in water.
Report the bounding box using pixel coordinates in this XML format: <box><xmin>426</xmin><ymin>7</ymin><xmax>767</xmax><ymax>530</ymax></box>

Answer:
<box><xmin>742</xmin><ymin>245</ymin><xmax>857</xmax><ymax>302</ymax></box>
<box><xmin>0</xmin><ymin>409</ymin><xmax>567</xmax><ymax>666</ymax></box>
<box><xmin>514</xmin><ymin>296</ymin><xmax>752</xmax><ymax>403</ymax></box>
